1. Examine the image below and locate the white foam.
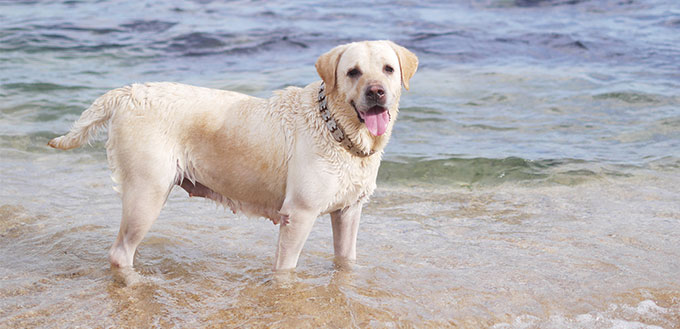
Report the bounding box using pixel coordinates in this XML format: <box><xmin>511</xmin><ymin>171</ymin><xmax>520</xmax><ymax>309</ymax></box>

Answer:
<box><xmin>632</xmin><ymin>300</ymin><xmax>668</xmax><ymax>315</ymax></box>
<box><xmin>493</xmin><ymin>300</ymin><xmax>669</xmax><ymax>329</ymax></box>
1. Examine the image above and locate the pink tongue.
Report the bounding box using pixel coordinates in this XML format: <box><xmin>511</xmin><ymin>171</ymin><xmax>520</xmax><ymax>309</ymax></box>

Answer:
<box><xmin>364</xmin><ymin>107</ymin><xmax>389</xmax><ymax>136</ymax></box>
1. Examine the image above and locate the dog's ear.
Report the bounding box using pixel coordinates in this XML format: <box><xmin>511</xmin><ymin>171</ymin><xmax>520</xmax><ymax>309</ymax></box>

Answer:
<box><xmin>315</xmin><ymin>44</ymin><xmax>349</xmax><ymax>93</ymax></box>
<box><xmin>387</xmin><ymin>41</ymin><xmax>418</xmax><ymax>90</ymax></box>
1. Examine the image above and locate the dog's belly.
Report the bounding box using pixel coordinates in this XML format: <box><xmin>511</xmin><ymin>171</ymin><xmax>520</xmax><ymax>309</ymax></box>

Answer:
<box><xmin>176</xmin><ymin>102</ymin><xmax>290</xmax><ymax>220</ymax></box>
<box><xmin>179</xmin><ymin>179</ymin><xmax>216</xmax><ymax>199</ymax></box>
<box><xmin>178</xmin><ymin>175</ymin><xmax>285</xmax><ymax>222</ymax></box>
<box><xmin>192</xmin><ymin>160</ymin><xmax>286</xmax><ymax>217</ymax></box>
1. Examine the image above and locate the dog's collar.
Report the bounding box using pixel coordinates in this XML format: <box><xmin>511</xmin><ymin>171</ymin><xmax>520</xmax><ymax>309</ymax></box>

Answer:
<box><xmin>318</xmin><ymin>82</ymin><xmax>375</xmax><ymax>157</ymax></box>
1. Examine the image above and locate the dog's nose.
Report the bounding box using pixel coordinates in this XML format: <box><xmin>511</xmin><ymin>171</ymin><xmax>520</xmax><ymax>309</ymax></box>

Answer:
<box><xmin>365</xmin><ymin>84</ymin><xmax>386</xmax><ymax>104</ymax></box>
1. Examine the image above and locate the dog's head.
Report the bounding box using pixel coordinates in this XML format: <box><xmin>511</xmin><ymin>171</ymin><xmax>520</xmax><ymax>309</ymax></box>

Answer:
<box><xmin>316</xmin><ymin>41</ymin><xmax>418</xmax><ymax>137</ymax></box>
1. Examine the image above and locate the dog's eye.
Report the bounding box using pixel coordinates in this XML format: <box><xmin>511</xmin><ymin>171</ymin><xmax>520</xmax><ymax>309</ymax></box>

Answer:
<box><xmin>347</xmin><ymin>68</ymin><xmax>362</xmax><ymax>78</ymax></box>
<box><xmin>384</xmin><ymin>65</ymin><xmax>394</xmax><ymax>74</ymax></box>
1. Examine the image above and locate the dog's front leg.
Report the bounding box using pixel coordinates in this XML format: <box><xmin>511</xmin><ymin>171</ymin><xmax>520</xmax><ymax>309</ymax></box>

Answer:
<box><xmin>274</xmin><ymin>209</ymin><xmax>318</xmax><ymax>271</ymax></box>
<box><xmin>330</xmin><ymin>203</ymin><xmax>362</xmax><ymax>261</ymax></box>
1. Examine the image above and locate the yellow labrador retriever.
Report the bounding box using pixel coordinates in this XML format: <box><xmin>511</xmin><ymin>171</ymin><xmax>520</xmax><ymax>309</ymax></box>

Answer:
<box><xmin>49</xmin><ymin>40</ymin><xmax>418</xmax><ymax>271</ymax></box>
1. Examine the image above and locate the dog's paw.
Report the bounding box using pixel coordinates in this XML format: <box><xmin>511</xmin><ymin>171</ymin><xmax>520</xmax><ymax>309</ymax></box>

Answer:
<box><xmin>111</xmin><ymin>266</ymin><xmax>144</xmax><ymax>287</ymax></box>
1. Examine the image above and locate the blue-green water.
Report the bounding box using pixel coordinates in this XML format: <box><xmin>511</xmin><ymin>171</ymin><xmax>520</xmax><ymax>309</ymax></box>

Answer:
<box><xmin>1</xmin><ymin>1</ymin><xmax>679</xmax><ymax>328</ymax></box>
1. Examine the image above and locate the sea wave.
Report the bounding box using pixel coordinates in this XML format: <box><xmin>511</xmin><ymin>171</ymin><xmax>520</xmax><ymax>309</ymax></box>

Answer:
<box><xmin>378</xmin><ymin>156</ymin><xmax>632</xmax><ymax>187</ymax></box>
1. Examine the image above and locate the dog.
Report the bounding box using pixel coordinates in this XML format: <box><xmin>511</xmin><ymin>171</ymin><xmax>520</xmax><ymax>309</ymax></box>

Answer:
<box><xmin>49</xmin><ymin>40</ymin><xmax>418</xmax><ymax>271</ymax></box>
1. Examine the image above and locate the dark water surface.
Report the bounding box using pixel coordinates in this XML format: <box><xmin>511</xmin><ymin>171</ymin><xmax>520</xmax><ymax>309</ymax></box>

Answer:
<box><xmin>1</xmin><ymin>0</ymin><xmax>679</xmax><ymax>328</ymax></box>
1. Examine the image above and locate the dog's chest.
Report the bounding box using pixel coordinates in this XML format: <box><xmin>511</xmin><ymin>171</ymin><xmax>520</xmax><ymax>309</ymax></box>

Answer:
<box><xmin>322</xmin><ymin>155</ymin><xmax>380</xmax><ymax>212</ymax></box>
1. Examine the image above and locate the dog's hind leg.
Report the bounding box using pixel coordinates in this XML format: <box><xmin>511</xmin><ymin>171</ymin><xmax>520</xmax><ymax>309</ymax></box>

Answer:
<box><xmin>108</xmin><ymin>153</ymin><xmax>176</xmax><ymax>269</ymax></box>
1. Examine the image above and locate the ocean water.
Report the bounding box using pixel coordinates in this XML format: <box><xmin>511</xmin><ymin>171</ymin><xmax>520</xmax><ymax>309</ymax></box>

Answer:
<box><xmin>1</xmin><ymin>0</ymin><xmax>679</xmax><ymax>328</ymax></box>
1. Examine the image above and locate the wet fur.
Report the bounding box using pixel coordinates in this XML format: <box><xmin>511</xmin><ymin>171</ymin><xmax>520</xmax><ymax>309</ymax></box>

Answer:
<box><xmin>49</xmin><ymin>40</ymin><xmax>418</xmax><ymax>271</ymax></box>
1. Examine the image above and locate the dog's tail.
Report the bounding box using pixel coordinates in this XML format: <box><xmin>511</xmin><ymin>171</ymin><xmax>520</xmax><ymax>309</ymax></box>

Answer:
<box><xmin>48</xmin><ymin>86</ymin><xmax>132</xmax><ymax>150</ymax></box>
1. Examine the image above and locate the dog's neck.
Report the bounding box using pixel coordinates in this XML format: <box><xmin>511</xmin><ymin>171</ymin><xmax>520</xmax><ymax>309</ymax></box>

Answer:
<box><xmin>318</xmin><ymin>82</ymin><xmax>376</xmax><ymax>157</ymax></box>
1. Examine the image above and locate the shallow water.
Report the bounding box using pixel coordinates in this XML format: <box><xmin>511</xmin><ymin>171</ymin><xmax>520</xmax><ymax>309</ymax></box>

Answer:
<box><xmin>1</xmin><ymin>0</ymin><xmax>680</xmax><ymax>328</ymax></box>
